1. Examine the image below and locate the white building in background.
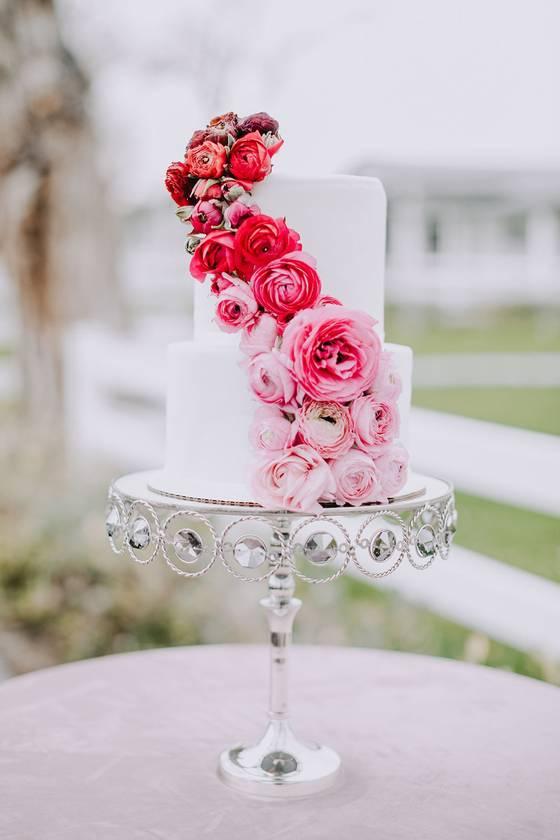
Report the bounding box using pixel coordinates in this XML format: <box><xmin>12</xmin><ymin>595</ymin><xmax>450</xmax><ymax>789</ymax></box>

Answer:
<box><xmin>355</xmin><ymin>161</ymin><xmax>560</xmax><ymax>309</ymax></box>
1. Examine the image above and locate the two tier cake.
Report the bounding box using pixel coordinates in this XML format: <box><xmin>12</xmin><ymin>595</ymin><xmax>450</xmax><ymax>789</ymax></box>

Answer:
<box><xmin>153</xmin><ymin>111</ymin><xmax>416</xmax><ymax>511</ymax></box>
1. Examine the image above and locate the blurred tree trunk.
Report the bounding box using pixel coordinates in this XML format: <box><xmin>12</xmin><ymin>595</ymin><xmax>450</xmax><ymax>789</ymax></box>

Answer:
<box><xmin>0</xmin><ymin>0</ymin><xmax>118</xmax><ymax>435</ymax></box>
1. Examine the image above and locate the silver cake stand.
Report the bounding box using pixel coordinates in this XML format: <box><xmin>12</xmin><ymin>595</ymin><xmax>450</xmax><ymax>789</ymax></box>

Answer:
<box><xmin>106</xmin><ymin>470</ymin><xmax>456</xmax><ymax>799</ymax></box>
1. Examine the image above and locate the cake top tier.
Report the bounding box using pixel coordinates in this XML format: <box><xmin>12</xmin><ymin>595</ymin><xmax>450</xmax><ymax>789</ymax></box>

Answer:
<box><xmin>193</xmin><ymin>173</ymin><xmax>387</xmax><ymax>341</ymax></box>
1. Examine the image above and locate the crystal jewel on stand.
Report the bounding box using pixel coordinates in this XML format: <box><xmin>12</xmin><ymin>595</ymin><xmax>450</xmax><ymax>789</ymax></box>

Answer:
<box><xmin>444</xmin><ymin>509</ymin><xmax>458</xmax><ymax>546</ymax></box>
<box><xmin>105</xmin><ymin>505</ymin><xmax>121</xmax><ymax>539</ymax></box>
<box><xmin>173</xmin><ymin>529</ymin><xmax>203</xmax><ymax>563</ymax></box>
<box><xmin>415</xmin><ymin>524</ymin><xmax>437</xmax><ymax>558</ymax></box>
<box><xmin>369</xmin><ymin>529</ymin><xmax>397</xmax><ymax>563</ymax></box>
<box><xmin>129</xmin><ymin>516</ymin><xmax>151</xmax><ymax>550</ymax></box>
<box><xmin>234</xmin><ymin>536</ymin><xmax>267</xmax><ymax>569</ymax></box>
<box><xmin>303</xmin><ymin>533</ymin><xmax>337</xmax><ymax>565</ymax></box>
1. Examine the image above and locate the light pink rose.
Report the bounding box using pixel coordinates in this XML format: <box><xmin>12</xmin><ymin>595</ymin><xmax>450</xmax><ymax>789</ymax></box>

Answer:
<box><xmin>249</xmin><ymin>405</ymin><xmax>294</xmax><ymax>452</ymax></box>
<box><xmin>281</xmin><ymin>305</ymin><xmax>381</xmax><ymax>402</ymax></box>
<box><xmin>376</xmin><ymin>444</ymin><xmax>409</xmax><ymax>498</ymax></box>
<box><xmin>297</xmin><ymin>400</ymin><xmax>354</xmax><ymax>460</ymax></box>
<box><xmin>224</xmin><ymin>198</ymin><xmax>260</xmax><ymax>231</ymax></box>
<box><xmin>248</xmin><ymin>351</ymin><xmax>296</xmax><ymax>406</ymax></box>
<box><xmin>215</xmin><ymin>280</ymin><xmax>258</xmax><ymax>333</ymax></box>
<box><xmin>190</xmin><ymin>199</ymin><xmax>223</xmax><ymax>234</ymax></box>
<box><xmin>331</xmin><ymin>449</ymin><xmax>385</xmax><ymax>506</ymax></box>
<box><xmin>351</xmin><ymin>394</ymin><xmax>399</xmax><ymax>455</ymax></box>
<box><xmin>240</xmin><ymin>313</ymin><xmax>279</xmax><ymax>357</ymax></box>
<box><xmin>371</xmin><ymin>351</ymin><xmax>402</xmax><ymax>402</ymax></box>
<box><xmin>251</xmin><ymin>251</ymin><xmax>321</xmax><ymax>317</ymax></box>
<box><xmin>252</xmin><ymin>445</ymin><xmax>335</xmax><ymax>512</ymax></box>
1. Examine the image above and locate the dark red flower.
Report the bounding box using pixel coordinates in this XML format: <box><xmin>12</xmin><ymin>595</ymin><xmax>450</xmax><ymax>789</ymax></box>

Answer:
<box><xmin>238</xmin><ymin>112</ymin><xmax>279</xmax><ymax>135</ymax></box>
<box><xmin>165</xmin><ymin>161</ymin><xmax>196</xmax><ymax>206</ymax></box>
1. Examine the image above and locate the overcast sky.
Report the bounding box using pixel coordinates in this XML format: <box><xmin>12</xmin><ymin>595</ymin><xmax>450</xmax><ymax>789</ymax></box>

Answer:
<box><xmin>61</xmin><ymin>0</ymin><xmax>560</xmax><ymax>207</ymax></box>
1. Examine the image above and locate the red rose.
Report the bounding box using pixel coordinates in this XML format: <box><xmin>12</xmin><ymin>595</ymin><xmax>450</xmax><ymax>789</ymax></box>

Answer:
<box><xmin>190</xmin><ymin>199</ymin><xmax>223</xmax><ymax>234</ymax></box>
<box><xmin>251</xmin><ymin>252</ymin><xmax>322</xmax><ymax>317</ymax></box>
<box><xmin>235</xmin><ymin>214</ymin><xmax>301</xmax><ymax>278</ymax></box>
<box><xmin>165</xmin><ymin>161</ymin><xmax>196</xmax><ymax>206</ymax></box>
<box><xmin>189</xmin><ymin>230</ymin><xmax>235</xmax><ymax>283</ymax></box>
<box><xmin>228</xmin><ymin>132</ymin><xmax>272</xmax><ymax>182</ymax></box>
<box><xmin>238</xmin><ymin>112</ymin><xmax>279</xmax><ymax>136</ymax></box>
<box><xmin>186</xmin><ymin>140</ymin><xmax>227</xmax><ymax>179</ymax></box>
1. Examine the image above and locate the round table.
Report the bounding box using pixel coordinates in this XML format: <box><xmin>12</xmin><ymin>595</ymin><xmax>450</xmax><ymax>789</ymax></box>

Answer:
<box><xmin>0</xmin><ymin>645</ymin><xmax>558</xmax><ymax>839</ymax></box>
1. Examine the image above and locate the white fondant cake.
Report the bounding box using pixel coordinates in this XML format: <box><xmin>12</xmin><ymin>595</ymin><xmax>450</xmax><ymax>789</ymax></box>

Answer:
<box><xmin>158</xmin><ymin>173</ymin><xmax>414</xmax><ymax>503</ymax></box>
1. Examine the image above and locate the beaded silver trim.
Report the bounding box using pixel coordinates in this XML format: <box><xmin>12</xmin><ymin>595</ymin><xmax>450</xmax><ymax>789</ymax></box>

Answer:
<box><xmin>106</xmin><ymin>485</ymin><xmax>456</xmax><ymax>584</ymax></box>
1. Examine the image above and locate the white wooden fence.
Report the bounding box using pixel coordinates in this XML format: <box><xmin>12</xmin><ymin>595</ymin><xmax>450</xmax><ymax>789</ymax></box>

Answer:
<box><xmin>63</xmin><ymin>323</ymin><xmax>560</xmax><ymax>660</ymax></box>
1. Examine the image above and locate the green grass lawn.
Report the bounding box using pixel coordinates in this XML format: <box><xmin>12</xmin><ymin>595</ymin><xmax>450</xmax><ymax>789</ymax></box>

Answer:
<box><xmin>454</xmin><ymin>492</ymin><xmax>560</xmax><ymax>583</ymax></box>
<box><xmin>413</xmin><ymin>386</ymin><xmax>560</xmax><ymax>436</ymax></box>
<box><xmin>386</xmin><ymin>305</ymin><xmax>560</xmax><ymax>354</ymax></box>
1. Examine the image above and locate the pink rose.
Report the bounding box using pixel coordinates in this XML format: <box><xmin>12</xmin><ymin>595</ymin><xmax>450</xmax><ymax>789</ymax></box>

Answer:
<box><xmin>249</xmin><ymin>405</ymin><xmax>293</xmax><ymax>452</ymax></box>
<box><xmin>332</xmin><ymin>449</ymin><xmax>385</xmax><ymax>506</ymax></box>
<box><xmin>376</xmin><ymin>444</ymin><xmax>409</xmax><ymax>498</ymax></box>
<box><xmin>297</xmin><ymin>400</ymin><xmax>354</xmax><ymax>460</ymax></box>
<box><xmin>190</xmin><ymin>200</ymin><xmax>223</xmax><ymax>234</ymax></box>
<box><xmin>248</xmin><ymin>351</ymin><xmax>296</xmax><ymax>407</ymax></box>
<box><xmin>210</xmin><ymin>274</ymin><xmax>233</xmax><ymax>295</ymax></box>
<box><xmin>351</xmin><ymin>395</ymin><xmax>399</xmax><ymax>455</ymax></box>
<box><xmin>228</xmin><ymin>131</ymin><xmax>272</xmax><ymax>182</ymax></box>
<box><xmin>189</xmin><ymin>230</ymin><xmax>235</xmax><ymax>282</ymax></box>
<box><xmin>215</xmin><ymin>280</ymin><xmax>258</xmax><ymax>333</ymax></box>
<box><xmin>240</xmin><ymin>313</ymin><xmax>279</xmax><ymax>357</ymax></box>
<box><xmin>252</xmin><ymin>445</ymin><xmax>335</xmax><ymax>513</ymax></box>
<box><xmin>281</xmin><ymin>305</ymin><xmax>381</xmax><ymax>402</ymax></box>
<box><xmin>371</xmin><ymin>351</ymin><xmax>402</xmax><ymax>402</ymax></box>
<box><xmin>252</xmin><ymin>252</ymin><xmax>321</xmax><ymax>317</ymax></box>
<box><xmin>224</xmin><ymin>199</ymin><xmax>260</xmax><ymax>231</ymax></box>
<box><xmin>185</xmin><ymin>140</ymin><xmax>227</xmax><ymax>179</ymax></box>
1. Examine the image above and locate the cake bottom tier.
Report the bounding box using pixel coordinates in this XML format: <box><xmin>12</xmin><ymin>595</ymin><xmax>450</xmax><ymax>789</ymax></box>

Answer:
<box><xmin>160</xmin><ymin>339</ymin><xmax>413</xmax><ymax>504</ymax></box>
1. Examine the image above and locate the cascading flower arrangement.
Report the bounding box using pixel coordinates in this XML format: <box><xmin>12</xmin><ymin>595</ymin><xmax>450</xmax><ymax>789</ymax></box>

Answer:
<box><xmin>165</xmin><ymin>111</ymin><xmax>409</xmax><ymax>512</ymax></box>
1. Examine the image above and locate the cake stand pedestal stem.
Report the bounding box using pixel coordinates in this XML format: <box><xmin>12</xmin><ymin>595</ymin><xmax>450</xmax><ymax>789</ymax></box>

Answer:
<box><xmin>217</xmin><ymin>532</ymin><xmax>341</xmax><ymax>798</ymax></box>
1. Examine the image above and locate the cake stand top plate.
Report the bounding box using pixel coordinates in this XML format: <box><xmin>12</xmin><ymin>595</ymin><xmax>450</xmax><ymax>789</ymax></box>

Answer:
<box><xmin>111</xmin><ymin>469</ymin><xmax>453</xmax><ymax>517</ymax></box>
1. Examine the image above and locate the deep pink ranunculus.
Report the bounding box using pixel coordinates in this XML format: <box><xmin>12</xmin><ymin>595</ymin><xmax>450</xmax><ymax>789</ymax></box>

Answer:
<box><xmin>190</xmin><ymin>199</ymin><xmax>223</xmax><ymax>234</ymax></box>
<box><xmin>240</xmin><ymin>313</ymin><xmax>279</xmax><ymax>357</ymax></box>
<box><xmin>351</xmin><ymin>394</ymin><xmax>399</xmax><ymax>455</ymax></box>
<box><xmin>281</xmin><ymin>305</ymin><xmax>381</xmax><ymax>402</ymax></box>
<box><xmin>191</xmin><ymin>179</ymin><xmax>223</xmax><ymax>201</ymax></box>
<box><xmin>165</xmin><ymin>161</ymin><xmax>196</xmax><ymax>206</ymax></box>
<box><xmin>251</xmin><ymin>445</ymin><xmax>335</xmax><ymax>513</ymax></box>
<box><xmin>228</xmin><ymin>132</ymin><xmax>272</xmax><ymax>182</ymax></box>
<box><xmin>247</xmin><ymin>351</ymin><xmax>296</xmax><ymax>407</ymax></box>
<box><xmin>185</xmin><ymin>140</ymin><xmax>227</xmax><ymax>179</ymax></box>
<box><xmin>249</xmin><ymin>405</ymin><xmax>294</xmax><ymax>452</ymax></box>
<box><xmin>189</xmin><ymin>230</ymin><xmax>235</xmax><ymax>283</ymax></box>
<box><xmin>224</xmin><ymin>199</ymin><xmax>260</xmax><ymax>231</ymax></box>
<box><xmin>297</xmin><ymin>399</ymin><xmax>354</xmax><ymax>460</ymax></box>
<box><xmin>375</xmin><ymin>443</ymin><xmax>409</xmax><ymax>499</ymax></box>
<box><xmin>331</xmin><ymin>449</ymin><xmax>385</xmax><ymax>506</ymax></box>
<box><xmin>215</xmin><ymin>280</ymin><xmax>258</xmax><ymax>333</ymax></box>
<box><xmin>251</xmin><ymin>252</ymin><xmax>321</xmax><ymax>318</ymax></box>
<box><xmin>235</xmin><ymin>214</ymin><xmax>301</xmax><ymax>277</ymax></box>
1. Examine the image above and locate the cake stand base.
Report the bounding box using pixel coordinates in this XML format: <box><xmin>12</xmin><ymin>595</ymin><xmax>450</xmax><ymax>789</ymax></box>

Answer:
<box><xmin>218</xmin><ymin>719</ymin><xmax>341</xmax><ymax>799</ymax></box>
